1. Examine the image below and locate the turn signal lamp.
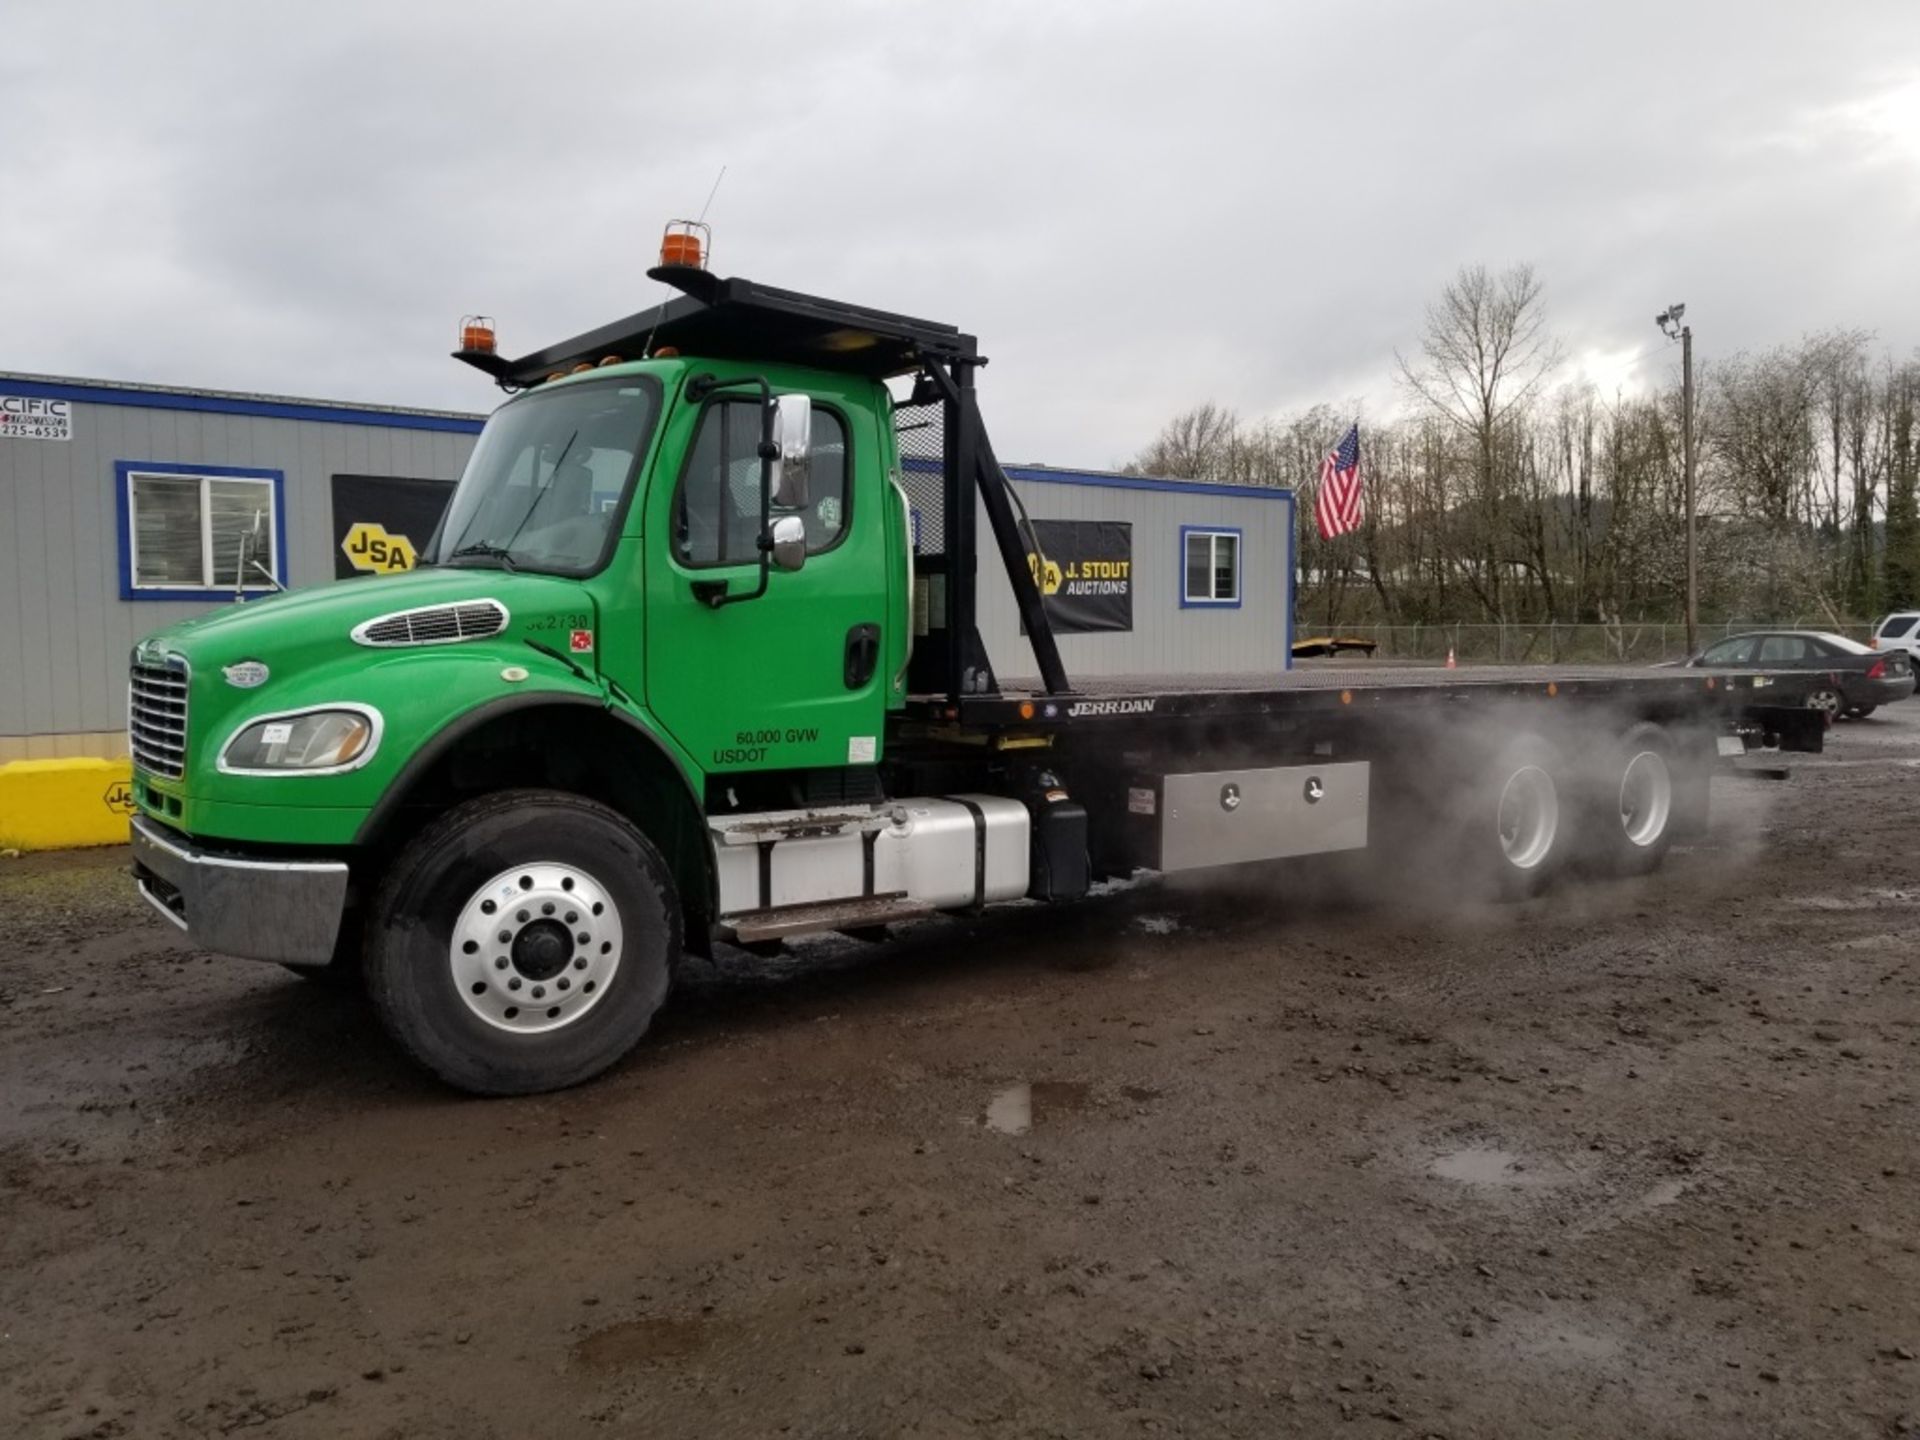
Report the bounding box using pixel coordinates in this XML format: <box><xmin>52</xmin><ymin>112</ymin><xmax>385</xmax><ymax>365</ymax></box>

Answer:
<box><xmin>458</xmin><ymin>315</ymin><xmax>497</xmax><ymax>354</ymax></box>
<box><xmin>660</xmin><ymin>219</ymin><xmax>710</xmax><ymax>270</ymax></box>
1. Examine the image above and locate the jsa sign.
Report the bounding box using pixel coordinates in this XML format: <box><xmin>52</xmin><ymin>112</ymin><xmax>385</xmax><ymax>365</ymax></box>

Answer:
<box><xmin>0</xmin><ymin>395</ymin><xmax>71</xmax><ymax>442</ymax></box>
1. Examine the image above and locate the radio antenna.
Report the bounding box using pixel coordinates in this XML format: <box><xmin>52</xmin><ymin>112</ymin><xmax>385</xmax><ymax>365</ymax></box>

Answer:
<box><xmin>696</xmin><ymin>164</ymin><xmax>727</xmax><ymax>225</ymax></box>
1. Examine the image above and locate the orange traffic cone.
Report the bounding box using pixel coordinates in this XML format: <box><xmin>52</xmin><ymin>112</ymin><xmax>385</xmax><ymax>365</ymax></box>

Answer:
<box><xmin>1445</xmin><ymin>647</ymin><xmax>1457</xmax><ymax>670</ymax></box>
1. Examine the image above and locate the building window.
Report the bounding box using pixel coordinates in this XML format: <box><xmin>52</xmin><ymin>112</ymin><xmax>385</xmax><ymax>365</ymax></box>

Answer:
<box><xmin>1180</xmin><ymin>526</ymin><xmax>1241</xmax><ymax>608</ymax></box>
<box><xmin>673</xmin><ymin>401</ymin><xmax>849</xmax><ymax>567</ymax></box>
<box><xmin>117</xmin><ymin>462</ymin><xmax>285</xmax><ymax>600</ymax></box>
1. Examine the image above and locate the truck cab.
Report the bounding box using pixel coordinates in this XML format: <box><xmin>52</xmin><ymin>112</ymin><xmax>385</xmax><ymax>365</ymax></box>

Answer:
<box><xmin>129</xmin><ymin>247</ymin><xmax>1046</xmax><ymax>1095</ymax></box>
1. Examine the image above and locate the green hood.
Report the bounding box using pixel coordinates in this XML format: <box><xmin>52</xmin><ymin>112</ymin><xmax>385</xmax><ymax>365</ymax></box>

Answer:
<box><xmin>152</xmin><ymin>566</ymin><xmax>569</xmax><ymax>648</ymax></box>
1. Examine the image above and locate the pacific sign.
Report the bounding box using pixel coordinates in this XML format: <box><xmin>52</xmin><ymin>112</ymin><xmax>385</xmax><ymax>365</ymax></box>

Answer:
<box><xmin>0</xmin><ymin>395</ymin><xmax>71</xmax><ymax>442</ymax></box>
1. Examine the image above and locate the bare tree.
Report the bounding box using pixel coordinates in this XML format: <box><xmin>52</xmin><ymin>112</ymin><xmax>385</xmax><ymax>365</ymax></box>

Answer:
<box><xmin>1132</xmin><ymin>403</ymin><xmax>1240</xmax><ymax>482</ymax></box>
<box><xmin>1397</xmin><ymin>264</ymin><xmax>1565</xmax><ymax>621</ymax></box>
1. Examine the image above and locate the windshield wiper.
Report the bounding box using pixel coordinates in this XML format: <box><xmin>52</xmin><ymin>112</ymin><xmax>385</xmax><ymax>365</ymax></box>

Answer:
<box><xmin>445</xmin><ymin>541</ymin><xmax>519</xmax><ymax>570</ymax></box>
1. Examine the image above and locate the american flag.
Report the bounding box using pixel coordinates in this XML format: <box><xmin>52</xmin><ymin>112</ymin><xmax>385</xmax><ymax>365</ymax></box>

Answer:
<box><xmin>1314</xmin><ymin>423</ymin><xmax>1363</xmax><ymax>541</ymax></box>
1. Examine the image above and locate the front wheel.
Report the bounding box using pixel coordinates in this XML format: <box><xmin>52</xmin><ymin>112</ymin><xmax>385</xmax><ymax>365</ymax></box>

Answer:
<box><xmin>364</xmin><ymin>789</ymin><xmax>679</xmax><ymax>1096</ymax></box>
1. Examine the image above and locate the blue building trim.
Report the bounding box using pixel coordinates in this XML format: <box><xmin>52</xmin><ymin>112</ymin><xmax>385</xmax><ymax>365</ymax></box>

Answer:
<box><xmin>1177</xmin><ymin>525</ymin><xmax>1245</xmax><ymax>610</ymax></box>
<box><xmin>115</xmin><ymin>460</ymin><xmax>292</xmax><ymax>602</ymax></box>
<box><xmin>900</xmin><ymin>455</ymin><xmax>1293</xmax><ymax>504</ymax></box>
<box><xmin>5</xmin><ymin>376</ymin><xmax>483</xmax><ymax>435</ymax></box>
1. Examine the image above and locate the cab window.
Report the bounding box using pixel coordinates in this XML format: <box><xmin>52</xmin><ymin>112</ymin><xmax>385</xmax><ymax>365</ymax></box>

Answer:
<box><xmin>1756</xmin><ymin>635</ymin><xmax>1809</xmax><ymax>662</ymax></box>
<box><xmin>1700</xmin><ymin>637</ymin><xmax>1755</xmax><ymax>665</ymax></box>
<box><xmin>673</xmin><ymin>401</ymin><xmax>849</xmax><ymax>567</ymax></box>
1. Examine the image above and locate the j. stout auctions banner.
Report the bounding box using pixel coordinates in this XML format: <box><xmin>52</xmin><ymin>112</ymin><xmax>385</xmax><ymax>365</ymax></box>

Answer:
<box><xmin>1023</xmin><ymin>519</ymin><xmax>1133</xmax><ymax>633</ymax></box>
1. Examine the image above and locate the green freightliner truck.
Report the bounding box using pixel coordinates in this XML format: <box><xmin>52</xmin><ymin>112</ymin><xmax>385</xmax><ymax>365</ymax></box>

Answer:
<box><xmin>127</xmin><ymin>237</ymin><xmax>1825</xmax><ymax>1094</ymax></box>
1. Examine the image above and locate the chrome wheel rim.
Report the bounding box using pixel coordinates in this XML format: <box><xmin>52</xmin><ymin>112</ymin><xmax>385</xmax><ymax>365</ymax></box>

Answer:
<box><xmin>1808</xmin><ymin>689</ymin><xmax>1842</xmax><ymax>716</ymax></box>
<box><xmin>450</xmin><ymin>863</ymin><xmax>623</xmax><ymax>1035</ymax></box>
<box><xmin>1618</xmin><ymin>750</ymin><xmax>1673</xmax><ymax>848</ymax></box>
<box><xmin>1497</xmin><ymin>766</ymin><xmax>1559</xmax><ymax>870</ymax></box>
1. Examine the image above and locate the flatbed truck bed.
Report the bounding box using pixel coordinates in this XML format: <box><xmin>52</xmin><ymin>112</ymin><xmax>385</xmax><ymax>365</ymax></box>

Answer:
<box><xmin>910</xmin><ymin>663</ymin><xmax>1816</xmax><ymax>732</ymax></box>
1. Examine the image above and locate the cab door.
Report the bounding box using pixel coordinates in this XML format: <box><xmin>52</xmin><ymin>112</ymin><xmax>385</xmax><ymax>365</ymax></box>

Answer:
<box><xmin>643</xmin><ymin>380</ymin><xmax>890</xmax><ymax>780</ymax></box>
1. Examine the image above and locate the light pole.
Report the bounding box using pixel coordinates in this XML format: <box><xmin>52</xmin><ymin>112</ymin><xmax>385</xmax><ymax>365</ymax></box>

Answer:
<box><xmin>1656</xmin><ymin>304</ymin><xmax>1696</xmax><ymax>653</ymax></box>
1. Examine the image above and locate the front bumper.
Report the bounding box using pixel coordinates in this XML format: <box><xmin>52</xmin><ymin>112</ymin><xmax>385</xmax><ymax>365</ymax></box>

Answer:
<box><xmin>131</xmin><ymin>816</ymin><xmax>349</xmax><ymax>967</ymax></box>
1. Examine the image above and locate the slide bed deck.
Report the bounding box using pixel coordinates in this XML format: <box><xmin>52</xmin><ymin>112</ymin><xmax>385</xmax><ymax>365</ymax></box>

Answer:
<box><xmin>909</xmin><ymin>664</ymin><xmax>1807</xmax><ymax>730</ymax></box>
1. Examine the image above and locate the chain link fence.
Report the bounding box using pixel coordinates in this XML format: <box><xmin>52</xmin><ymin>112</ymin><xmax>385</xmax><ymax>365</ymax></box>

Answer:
<box><xmin>1303</xmin><ymin>620</ymin><xmax>1877</xmax><ymax>665</ymax></box>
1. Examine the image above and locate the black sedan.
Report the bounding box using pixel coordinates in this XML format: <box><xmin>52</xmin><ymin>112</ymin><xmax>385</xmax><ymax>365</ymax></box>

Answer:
<box><xmin>1686</xmin><ymin>630</ymin><xmax>1915</xmax><ymax>718</ymax></box>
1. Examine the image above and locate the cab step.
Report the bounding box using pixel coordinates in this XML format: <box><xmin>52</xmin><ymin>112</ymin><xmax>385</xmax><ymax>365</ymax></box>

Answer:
<box><xmin>718</xmin><ymin>893</ymin><xmax>936</xmax><ymax>945</ymax></box>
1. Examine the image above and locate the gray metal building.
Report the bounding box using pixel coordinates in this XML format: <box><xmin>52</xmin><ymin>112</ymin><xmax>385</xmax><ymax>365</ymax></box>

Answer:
<box><xmin>0</xmin><ymin>373</ymin><xmax>482</xmax><ymax>760</ymax></box>
<box><xmin>972</xmin><ymin>464</ymin><xmax>1296</xmax><ymax>682</ymax></box>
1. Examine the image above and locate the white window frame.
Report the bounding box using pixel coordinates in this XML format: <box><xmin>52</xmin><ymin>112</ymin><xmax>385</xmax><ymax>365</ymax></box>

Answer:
<box><xmin>123</xmin><ymin>466</ymin><xmax>283</xmax><ymax>598</ymax></box>
<box><xmin>1180</xmin><ymin>526</ymin><xmax>1242</xmax><ymax>608</ymax></box>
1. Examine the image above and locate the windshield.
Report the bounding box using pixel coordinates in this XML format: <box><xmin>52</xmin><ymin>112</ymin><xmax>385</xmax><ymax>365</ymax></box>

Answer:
<box><xmin>432</xmin><ymin>377</ymin><xmax>659</xmax><ymax>575</ymax></box>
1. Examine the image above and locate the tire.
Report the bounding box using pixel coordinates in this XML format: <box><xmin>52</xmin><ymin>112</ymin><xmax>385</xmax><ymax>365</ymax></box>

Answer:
<box><xmin>1807</xmin><ymin>686</ymin><xmax>1843</xmax><ymax>723</ymax></box>
<box><xmin>1587</xmin><ymin>722</ymin><xmax>1678</xmax><ymax>877</ymax></box>
<box><xmin>364</xmin><ymin>789</ymin><xmax>680</xmax><ymax>1096</ymax></box>
<box><xmin>1849</xmin><ymin>705</ymin><xmax>1877</xmax><ymax>720</ymax></box>
<box><xmin>1459</xmin><ymin>734</ymin><xmax>1570</xmax><ymax>899</ymax></box>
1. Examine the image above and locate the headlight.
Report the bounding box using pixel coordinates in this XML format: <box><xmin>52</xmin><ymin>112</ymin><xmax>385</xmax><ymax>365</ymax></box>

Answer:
<box><xmin>220</xmin><ymin>707</ymin><xmax>380</xmax><ymax>774</ymax></box>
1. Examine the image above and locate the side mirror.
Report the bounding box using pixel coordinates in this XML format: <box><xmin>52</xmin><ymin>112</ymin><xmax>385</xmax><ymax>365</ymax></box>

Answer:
<box><xmin>769</xmin><ymin>393</ymin><xmax>812</xmax><ymax>509</ymax></box>
<box><xmin>768</xmin><ymin>514</ymin><xmax>807</xmax><ymax>572</ymax></box>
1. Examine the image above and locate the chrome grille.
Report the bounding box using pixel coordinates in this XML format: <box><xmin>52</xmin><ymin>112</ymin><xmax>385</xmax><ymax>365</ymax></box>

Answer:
<box><xmin>129</xmin><ymin>655</ymin><xmax>189</xmax><ymax>778</ymax></box>
<box><xmin>352</xmin><ymin>600</ymin><xmax>510</xmax><ymax>647</ymax></box>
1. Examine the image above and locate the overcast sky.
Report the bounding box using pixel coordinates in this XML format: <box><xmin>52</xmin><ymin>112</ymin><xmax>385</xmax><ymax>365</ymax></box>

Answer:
<box><xmin>4</xmin><ymin>2</ymin><xmax>1918</xmax><ymax>468</ymax></box>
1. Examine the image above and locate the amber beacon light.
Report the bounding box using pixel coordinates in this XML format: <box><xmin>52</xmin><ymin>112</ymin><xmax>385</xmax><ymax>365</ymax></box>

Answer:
<box><xmin>659</xmin><ymin>219</ymin><xmax>710</xmax><ymax>270</ymax></box>
<box><xmin>457</xmin><ymin>315</ymin><xmax>497</xmax><ymax>355</ymax></box>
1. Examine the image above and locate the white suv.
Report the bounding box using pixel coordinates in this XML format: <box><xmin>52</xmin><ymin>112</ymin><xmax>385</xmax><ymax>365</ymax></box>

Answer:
<box><xmin>1875</xmin><ymin>612</ymin><xmax>1920</xmax><ymax>665</ymax></box>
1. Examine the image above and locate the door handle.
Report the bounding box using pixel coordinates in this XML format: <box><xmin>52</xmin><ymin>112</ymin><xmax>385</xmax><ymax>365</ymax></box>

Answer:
<box><xmin>844</xmin><ymin>623</ymin><xmax>881</xmax><ymax>689</ymax></box>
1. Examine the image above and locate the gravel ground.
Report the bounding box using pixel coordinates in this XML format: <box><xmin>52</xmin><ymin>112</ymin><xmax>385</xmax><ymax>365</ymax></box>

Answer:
<box><xmin>2</xmin><ymin>710</ymin><xmax>1917</xmax><ymax>1439</ymax></box>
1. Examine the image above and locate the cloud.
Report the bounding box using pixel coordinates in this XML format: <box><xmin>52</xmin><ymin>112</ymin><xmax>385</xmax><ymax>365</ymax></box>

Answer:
<box><xmin>3</xmin><ymin>1</ymin><xmax>1917</xmax><ymax>466</ymax></box>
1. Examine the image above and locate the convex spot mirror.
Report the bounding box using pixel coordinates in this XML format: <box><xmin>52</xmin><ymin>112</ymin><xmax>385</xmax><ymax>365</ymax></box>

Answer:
<box><xmin>768</xmin><ymin>514</ymin><xmax>807</xmax><ymax>573</ymax></box>
<box><xmin>769</xmin><ymin>393</ymin><xmax>811</xmax><ymax>510</ymax></box>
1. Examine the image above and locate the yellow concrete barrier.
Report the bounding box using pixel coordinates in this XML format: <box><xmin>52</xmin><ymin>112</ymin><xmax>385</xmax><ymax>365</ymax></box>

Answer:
<box><xmin>0</xmin><ymin>757</ymin><xmax>136</xmax><ymax>852</ymax></box>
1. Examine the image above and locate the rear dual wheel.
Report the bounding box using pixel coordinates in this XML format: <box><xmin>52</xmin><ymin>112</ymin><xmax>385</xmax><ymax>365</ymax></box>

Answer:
<box><xmin>1463</xmin><ymin>735</ymin><xmax>1571</xmax><ymax>898</ymax></box>
<box><xmin>1588</xmin><ymin>723</ymin><xmax>1677</xmax><ymax>877</ymax></box>
<box><xmin>1460</xmin><ymin>724</ymin><xmax>1681</xmax><ymax>897</ymax></box>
